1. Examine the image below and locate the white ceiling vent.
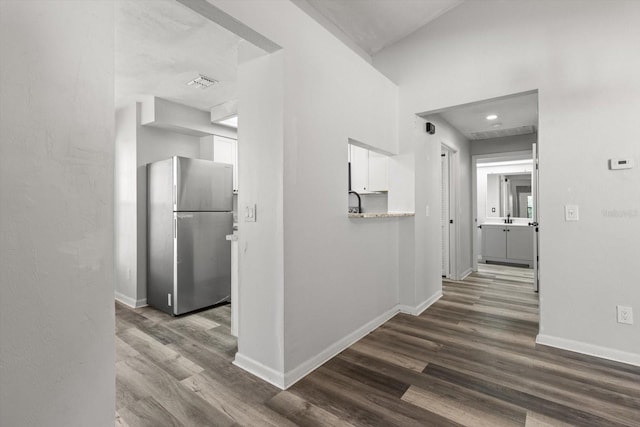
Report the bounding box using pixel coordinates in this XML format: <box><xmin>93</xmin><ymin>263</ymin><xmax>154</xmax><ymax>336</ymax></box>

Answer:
<box><xmin>186</xmin><ymin>75</ymin><xmax>218</xmax><ymax>89</ymax></box>
<box><xmin>471</xmin><ymin>125</ymin><xmax>536</xmax><ymax>140</ymax></box>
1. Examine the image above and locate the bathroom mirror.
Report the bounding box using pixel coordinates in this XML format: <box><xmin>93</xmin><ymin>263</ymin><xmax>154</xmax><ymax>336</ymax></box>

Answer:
<box><xmin>486</xmin><ymin>172</ymin><xmax>532</xmax><ymax>219</ymax></box>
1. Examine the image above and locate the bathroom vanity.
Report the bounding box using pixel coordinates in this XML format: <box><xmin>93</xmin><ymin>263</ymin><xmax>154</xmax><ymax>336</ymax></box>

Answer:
<box><xmin>480</xmin><ymin>223</ymin><xmax>534</xmax><ymax>267</ymax></box>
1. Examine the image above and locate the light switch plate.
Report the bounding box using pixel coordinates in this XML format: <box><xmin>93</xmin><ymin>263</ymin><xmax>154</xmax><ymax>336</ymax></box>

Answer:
<box><xmin>245</xmin><ymin>204</ymin><xmax>256</xmax><ymax>222</ymax></box>
<box><xmin>565</xmin><ymin>205</ymin><xmax>579</xmax><ymax>221</ymax></box>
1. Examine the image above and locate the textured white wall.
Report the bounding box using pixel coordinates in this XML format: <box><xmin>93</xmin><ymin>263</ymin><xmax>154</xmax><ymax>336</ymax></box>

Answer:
<box><xmin>0</xmin><ymin>1</ymin><xmax>115</xmax><ymax>426</ymax></box>
<box><xmin>375</xmin><ymin>0</ymin><xmax>640</xmax><ymax>362</ymax></box>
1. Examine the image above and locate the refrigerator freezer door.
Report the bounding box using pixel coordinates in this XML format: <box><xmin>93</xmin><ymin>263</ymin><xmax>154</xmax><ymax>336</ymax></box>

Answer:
<box><xmin>175</xmin><ymin>212</ymin><xmax>232</xmax><ymax>315</ymax></box>
<box><xmin>176</xmin><ymin>157</ymin><xmax>233</xmax><ymax>212</ymax></box>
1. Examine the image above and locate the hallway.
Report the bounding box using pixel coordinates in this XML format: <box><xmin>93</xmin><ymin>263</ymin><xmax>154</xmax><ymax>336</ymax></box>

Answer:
<box><xmin>116</xmin><ymin>265</ymin><xmax>640</xmax><ymax>426</ymax></box>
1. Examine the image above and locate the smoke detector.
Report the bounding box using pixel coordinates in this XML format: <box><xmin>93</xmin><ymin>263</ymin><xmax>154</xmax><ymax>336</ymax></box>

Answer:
<box><xmin>186</xmin><ymin>75</ymin><xmax>217</xmax><ymax>89</ymax></box>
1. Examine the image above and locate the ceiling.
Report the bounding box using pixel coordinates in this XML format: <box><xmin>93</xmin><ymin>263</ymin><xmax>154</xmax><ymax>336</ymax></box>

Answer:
<box><xmin>115</xmin><ymin>1</ymin><xmax>465</xmax><ymax>112</ymax></box>
<box><xmin>115</xmin><ymin>0</ymin><xmax>242</xmax><ymax>111</ymax></box>
<box><xmin>303</xmin><ymin>0</ymin><xmax>464</xmax><ymax>55</ymax></box>
<box><xmin>437</xmin><ymin>92</ymin><xmax>538</xmax><ymax>140</ymax></box>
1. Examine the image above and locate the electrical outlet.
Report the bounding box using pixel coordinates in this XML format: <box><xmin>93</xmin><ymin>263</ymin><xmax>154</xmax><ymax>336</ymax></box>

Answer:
<box><xmin>617</xmin><ymin>305</ymin><xmax>633</xmax><ymax>325</ymax></box>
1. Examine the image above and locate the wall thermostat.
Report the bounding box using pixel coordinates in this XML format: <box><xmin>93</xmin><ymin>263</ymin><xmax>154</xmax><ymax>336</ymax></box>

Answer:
<box><xmin>609</xmin><ymin>158</ymin><xmax>634</xmax><ymax>170</ymax></box>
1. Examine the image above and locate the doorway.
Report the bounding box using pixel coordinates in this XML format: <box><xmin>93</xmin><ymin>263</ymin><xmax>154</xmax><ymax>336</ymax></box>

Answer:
<box><xmin>113</xmin><ymin>3</ymin><xmax>245</xmax><ymax>420</ymax></box>
<box><xmin>472</xmin><ymin>151</ymin><xmax>536</xmax><ymax>271</ymax></box>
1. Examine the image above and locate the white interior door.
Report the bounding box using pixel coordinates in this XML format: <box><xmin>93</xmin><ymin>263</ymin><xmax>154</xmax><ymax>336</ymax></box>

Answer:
<box><xmin>441</xmin><ymin>151</ymin><xmax>450</xmax><ymax>278</ymax></box>
<box><xmin>532</xmin><ymin>143</ymin><xmax>540</xmax><ymax>291</ymax></box>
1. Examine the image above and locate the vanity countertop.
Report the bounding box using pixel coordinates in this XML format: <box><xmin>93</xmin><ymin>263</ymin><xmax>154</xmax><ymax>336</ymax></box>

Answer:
<box><xmin>349</xmin><ymin>212</ymin><xmax>415</xmax><ymax>219</ymax></box>
<box><xmin>481</xmin><ymin>222</ymin><xmax>531</xmax><ymax>227</ymax></box>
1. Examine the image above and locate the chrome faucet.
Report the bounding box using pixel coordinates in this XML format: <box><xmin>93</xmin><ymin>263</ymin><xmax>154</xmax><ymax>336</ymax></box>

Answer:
<box><xmin>504</xmin><ymin>213</ymin><xmax>512</xmax><ymax>224</ymax></box>
<box><xmin>348</xmin><ymin>191</ymin><xmax>362</xmax><ymax>214</ymax></box>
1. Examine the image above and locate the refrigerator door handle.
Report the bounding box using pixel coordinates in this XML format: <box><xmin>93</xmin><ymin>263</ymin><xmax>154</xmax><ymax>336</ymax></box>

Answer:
<box><xmin>173</xmin><ymin>217</ymin><xmax>177</xmax><ymax>239</ymax></box>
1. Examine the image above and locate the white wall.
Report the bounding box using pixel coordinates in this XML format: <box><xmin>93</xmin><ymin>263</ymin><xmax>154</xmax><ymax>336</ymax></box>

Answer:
<box><xmin>235</xmin><ymin>50</ymin><xmax>286</xmax><ymax>380</ymax></box>
<box><xmin>115</xmin><ymin>104</ymin><xmax>141</xmax><ymax>307</ymax></box>
<box><xmin>375</xmin><ymin>0</ymin><xmax>640</xmax><ymax>363</ymax></box>
<box><xmin>0</xmin><ymin>1</ymin><xmax>115</xmax><ymax>426</ymax></box>
<box><xmin>208</xmin><ymin>0</ymin><xmax>400</xmax><ymax>385</ymax></box>
<box><xmin>114</xmin><ymin>100</ymin><xmax>235</xmax><ymax>307</ymax></box>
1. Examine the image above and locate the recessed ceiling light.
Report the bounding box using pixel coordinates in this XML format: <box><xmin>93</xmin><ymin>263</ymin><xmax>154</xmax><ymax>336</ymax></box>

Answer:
<box><xmin>486</xmin><ymin>114</ymin><xmax>498</xmax><ymax>120</ymax></box>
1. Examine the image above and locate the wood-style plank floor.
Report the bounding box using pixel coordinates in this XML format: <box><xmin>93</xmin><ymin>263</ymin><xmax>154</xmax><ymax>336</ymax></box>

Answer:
<box><xmin>115</xmin><ymin>264</ymin><xmax>640</xmax><ymax>426</ymax></box>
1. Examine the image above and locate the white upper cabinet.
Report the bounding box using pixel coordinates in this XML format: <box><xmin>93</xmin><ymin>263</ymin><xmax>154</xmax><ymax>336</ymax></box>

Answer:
<box><xmin>349</xmin><ymin>144</ymin><xmax>369</xmax><ymax>192</ymax></box>
<box><xmin>213</xmin><ymin>135</ymin><xmax>238</xmax><ymax>192</ymax></box>
<box><xmin>368</xmin><ymin>151</ymin><xmax>389</xmax><ymax>192</ymax></box>
<box><xmin>348</xmin><ymin>144</ymin><xmax>389</xmax><ymax>193</ymax></box>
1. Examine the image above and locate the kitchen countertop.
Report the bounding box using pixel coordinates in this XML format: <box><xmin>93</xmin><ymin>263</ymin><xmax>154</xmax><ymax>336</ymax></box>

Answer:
<box><xmin>349</xmin><ymin>212</ymin><xmax>415</xmax><ymax>219</ymax></box>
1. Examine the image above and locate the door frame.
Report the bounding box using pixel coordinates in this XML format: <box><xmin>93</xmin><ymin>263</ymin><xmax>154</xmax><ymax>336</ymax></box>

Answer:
<box><xmin>471</xmin><ymin>150</ymin><xmax>534</xmax><ymax>272</ymax></box>
<box><xmin>441</xmin><ymin>143</ymin><xmax>459</xmax><ymax>280</ymax></box>
<box><xmin>532</xmin><ymin>143</ymin><xmax>540</xmax><ymax>292</ymax></box>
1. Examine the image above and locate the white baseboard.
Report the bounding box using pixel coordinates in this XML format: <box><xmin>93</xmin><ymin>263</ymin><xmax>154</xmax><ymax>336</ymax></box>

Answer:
<box><xmin>460</xmin><ymin>268</ymin><xmax>473</xmax><ymax>280</ymax></box>
<box><xmin>282</xmin><ymin>305</ymin><xmax>400</xmax><ymax>389</ymax></box>
<box><xmin>233</xmin><ymin>353</ymin><xmax>285</xmax><ymax>389</ymax></box>
<box><xmin>233</xmin><ymin>292</ymin><xmax>444</xmax><ymax>390</ymax></box>
<box><xmin>536</xmin><ymin>334</ymin><xmax>640</xmax><ymax>367</ymax></box>
<box><xmin>398</xmin><ymin>291</ymin><xmax>443</xmax><ymax>316</ymax></box>
<box><xmin>115</xmin><ymin>292</ymin><xmax>148</xmax><ymax>309</ymax></box>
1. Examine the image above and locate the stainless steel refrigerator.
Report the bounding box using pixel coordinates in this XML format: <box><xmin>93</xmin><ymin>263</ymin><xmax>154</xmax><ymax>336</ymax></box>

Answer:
<box><xmin>147</xmin><ymin>156</ymin><xmax>233</xmax><ymax>315</ymax></box>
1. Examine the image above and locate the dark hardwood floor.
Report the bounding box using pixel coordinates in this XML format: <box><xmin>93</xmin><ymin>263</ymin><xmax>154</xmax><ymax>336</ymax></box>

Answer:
<box><xmin>116</xmin><ymin>264</ymin><xmax>640</xmax><ymax>426</ymax></box>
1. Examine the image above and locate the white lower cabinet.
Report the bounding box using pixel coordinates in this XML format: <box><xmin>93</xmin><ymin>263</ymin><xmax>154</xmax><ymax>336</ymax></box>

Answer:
<box><xmin>481</xmin><ymin>224</ymin><xmax>533</xmax><ymax>267</ymax></box>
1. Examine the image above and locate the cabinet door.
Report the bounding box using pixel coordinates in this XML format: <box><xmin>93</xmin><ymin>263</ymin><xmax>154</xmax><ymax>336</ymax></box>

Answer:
<box><xmin>368</xmin><ymin>151</ymin><xmax>389</xmax><ymax>192</ymax></box>
<box><xmin>213</xmin><ymin>135</ymin><xmax>238</xmax><ymax>192</ymax></box>
<box><xmin>506</xmin><ymin>226</ymin><xmax>534</xmax><ymax>261</ymax></box>
<box><xmin>482</xmin><ymin>226</ymin><xmax>507</xmax><ymax>259</ymax></box>
<box><xmin>349</xmin><ymin>144</ymin><xmax>369</xmax><ymax>192</ymax></box>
